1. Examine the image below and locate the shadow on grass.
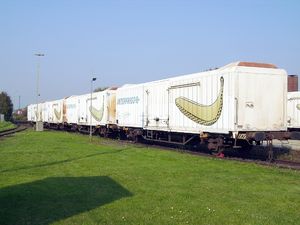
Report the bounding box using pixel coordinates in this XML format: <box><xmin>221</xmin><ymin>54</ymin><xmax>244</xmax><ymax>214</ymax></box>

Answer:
<box><xmin>0</xmin><ymin>176</ymin><xmax>132</xmax><ymax>225</ymax></box>
<box><xmin>0</xmin><ymin>148</ymin><xmax>129</xmax><ymax>173</ymax></box>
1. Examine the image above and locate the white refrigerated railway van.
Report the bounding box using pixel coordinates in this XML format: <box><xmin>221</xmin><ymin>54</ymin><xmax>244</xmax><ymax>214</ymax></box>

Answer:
<box><xmin>116</xmin><ymin>62</ymin><xmax>287</xmax><ymax>148</ymax></box>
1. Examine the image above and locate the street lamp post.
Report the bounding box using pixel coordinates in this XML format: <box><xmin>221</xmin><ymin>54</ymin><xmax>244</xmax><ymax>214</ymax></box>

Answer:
<box><xmin>18</xmin><ymin>95</ymin><xmax>21</xmax><ymax>110</ymax></box>
<box><xmin>35</xmin><ymin>53</ymin><xmax>45</xmax><ymax>131</ymax></box>
<box><xmin>90</xmin><ymin>77</ymin><xmax>97</xmax><ymax>141</ymax></box>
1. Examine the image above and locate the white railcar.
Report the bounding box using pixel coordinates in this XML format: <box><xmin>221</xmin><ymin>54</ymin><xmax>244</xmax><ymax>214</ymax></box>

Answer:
<box><xmin>48</xmin><ymin>99</ymin><xmax>64</xmax><ymax>124</ymax></box>
<box><xmin>64</xmin><ymin>96</ymin><xmax>78</xmax><ymax>125</ymax></box>
<box><xmin>42</xmin><ymin>102</ymin><xmax>51</xmax><ymax>123</ymax></box>
<box><xmin>27</xmin><ymin>104</ymin><xmax>36</xmax><ymax>122</ymax></box>
<box><xmin>287</xmin><ymin>91</ymin><xmax>300</xmax><ymax>129</ymax></box>
<box><xmin>116</xmin><ymin>84</ymin><xmax>145</xmax><ymax>128</ymax></box>
<box><xmin>77</xmin><ymin>89</ymin><xmax>117</xmax><ymax>127</ymax></box>
<box><xmin>77</xmin><ymin>93</ymin><xmax>89</xmax><ymax>125</ymax></box>
<box><xmin>116</xmin><ymin>62</ymin><xmax>287</xmax><ymax>147</ymax></box>
<box><xmin>27</xmin><ymin>104</ymin><xmax>32</xmax><ymax>121</ymax></box>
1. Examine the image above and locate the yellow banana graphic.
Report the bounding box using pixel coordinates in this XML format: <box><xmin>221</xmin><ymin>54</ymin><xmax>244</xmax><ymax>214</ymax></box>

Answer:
<box><xmin>175</xmin><ymin>76</ymin><xmax>224</xmax><ymax>126</ymax></box>
<box><xmin>297</xmin><ymin>104</ymin><xmax>300</xmax><ymax>110</ymax></box>
<box><xmin>54</xmin><ymin>108</ymin><xmax>62</xmax><ymax>120</ymax></box>
<box><xmin>89</xmin><ymin>97</ymin><xmax>104</xmax><ymax>122</ymax></box>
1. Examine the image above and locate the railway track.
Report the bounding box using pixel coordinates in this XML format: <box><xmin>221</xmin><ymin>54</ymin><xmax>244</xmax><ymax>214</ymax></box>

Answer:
<box><xmin>105</xmin><ymin>136</ymin><xmax>300</xmax><ymax>170</ymax></box>
<box><xmin>0</xmin><ymin>124</ymin><xmax>28</xmax><ymax>137</ymax></box>
<box><xmin>154</xmin><ymin>144</ymin><xmax>300</xmax><ymax>170</ymax></box>
<box><xmin>152</xmin><ymin>144</ymin><xmax>300</xmax><ymax>170</ymax></box>
<box><xmin>273</xmin><ymin>159</ymin><xmax>300</xmax><ymax>170</ymax></box>
<box><xmin>88</xmin><ymin>133</ymin><xmax>300</xmax><ymax>170</ymax></box>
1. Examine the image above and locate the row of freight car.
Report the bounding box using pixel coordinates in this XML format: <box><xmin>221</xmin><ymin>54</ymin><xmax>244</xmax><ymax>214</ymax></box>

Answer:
<box><xmin>27</xmin><ymin>61</ymin><xmax>300</xmax><ymax>150</ymax></box>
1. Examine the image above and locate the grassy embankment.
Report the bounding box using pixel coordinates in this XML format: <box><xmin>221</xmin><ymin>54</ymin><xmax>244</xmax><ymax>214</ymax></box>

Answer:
<box><xmin>0</xmin><ymin>130</ymin><xmax>299</xmax><ymax>225</ymax></box>
<box><xmin>0</xmin><ymin>121</ymin><xmax>16</xmax><ymax>132</ymax></box>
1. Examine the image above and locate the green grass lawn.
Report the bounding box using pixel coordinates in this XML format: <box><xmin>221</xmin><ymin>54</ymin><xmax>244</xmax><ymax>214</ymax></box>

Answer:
<box><xmin>0</xmin><ymin>130</ymin><xmax>299</xmax><ymax>225</ymax></box>
<box><xmin>0</xmin><ymin>121</ymin><xmax>16</xmax><ymax>132</ymax></box>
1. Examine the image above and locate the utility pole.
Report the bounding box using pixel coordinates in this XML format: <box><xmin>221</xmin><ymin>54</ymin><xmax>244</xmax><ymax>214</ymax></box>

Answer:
<box><xmin>90</xmin><ymin>77</ymin><xmax>97</xmax><ymax>141</ymax></box>
<box><xmin>34</xmin><ymin>53</ymin><xmax>45</xmax><ymax>131</ymax></box>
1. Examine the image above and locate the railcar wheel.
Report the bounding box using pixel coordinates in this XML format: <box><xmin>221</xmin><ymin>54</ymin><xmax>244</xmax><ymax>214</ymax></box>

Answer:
<box><xmin>117</xmin><ymin>130</ymin><xmax>126</xmax><ymax>140</ymax></box>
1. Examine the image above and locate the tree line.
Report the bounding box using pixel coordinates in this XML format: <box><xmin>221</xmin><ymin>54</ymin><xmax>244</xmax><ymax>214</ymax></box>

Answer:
<box><xmin>0</xmin><ymin>92</ymin><xmax>13</xmax><ymax>121</ymax></box>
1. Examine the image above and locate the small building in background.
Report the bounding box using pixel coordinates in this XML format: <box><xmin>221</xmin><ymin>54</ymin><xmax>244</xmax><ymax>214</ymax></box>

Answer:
<box><xmin>0</xmin><ymin>114</ymin><xmax>4</xmax><ymax>122</ymax></box>
<box><xmin>288</xmin><ymin>75</ymin><xmax>298</xmax><ymax>92</ymax></box>
<box><xmin>13</xmin><ymin>108</ymin><xmax>27</xmax><ymax>121</ymax></box>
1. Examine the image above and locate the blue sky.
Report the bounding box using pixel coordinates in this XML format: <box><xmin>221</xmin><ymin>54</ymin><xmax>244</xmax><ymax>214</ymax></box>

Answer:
<box><xmin>0</xmin><ymin>0</ymin><xmax>299</xmax><ymax>108</ymax></box>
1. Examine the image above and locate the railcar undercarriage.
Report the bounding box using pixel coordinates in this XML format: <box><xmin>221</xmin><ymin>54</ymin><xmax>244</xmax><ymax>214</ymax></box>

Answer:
<box><xmin>35</xmin><ymin>121</ymin><xmax>300</xmax><ymax>161</ymax></box>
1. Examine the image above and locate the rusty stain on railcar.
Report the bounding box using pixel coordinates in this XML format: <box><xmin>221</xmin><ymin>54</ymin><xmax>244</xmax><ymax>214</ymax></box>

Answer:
<box><xmin>108</xmin><ymin>93</ymin><xmax>116</xmax><ymax>124</ymax></box>
<box><xmin>63</xmin><ymin>100</ymin><xmax>67</xmax><ymax>123</ymax></box>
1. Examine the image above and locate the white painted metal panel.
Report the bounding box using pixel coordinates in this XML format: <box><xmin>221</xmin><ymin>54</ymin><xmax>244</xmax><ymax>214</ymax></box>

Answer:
<box><xmin>64</xmin><ymin>96</ymin><xmax>78</xmax><ymax>124</ymax></box>
<box><xmin>27</xmin><ymin>104</ymin><xmax>35</xmax><ymax>121</ymax></box>
<box><xmin>46</xmin><ymin>101</ymin><xmax>54</xmax><ymax>123</ymax></box>
<box><xmin>106</xmin><ymin>90</ymin><xmax>117</xmax><ymax>125</ymax></box>
<box><xmin>117</xmin><ymin>71</ymin><xmax>235</xmax><ymax>134</ymax></box>
<box><xmin>168</xmin><ymin>72</ymin><xmax>235</xmax><ymax>134</ymax></box>
<box><xmin>37</xmin><ymin>103</ymin><xmax>43</xmax><ymax>122</ymax></box>
<box><xmin>32</xmin><ymin>104</ymin><xmax>37</xmax><ymax>122</ymax></box>
<box><xmin>235</xmin><ymin>67</ymin><xmax>287</xmax><ymax>131</ymax></box>
<box><xmin>144</xmin><ymin>80</ymin><xmax>170</xmax><ymax>129</ymax></box>
<box><xmin>42</xmin><ymin>102</ymin><xmax>51</xmax><ymax>123</ymax></box>
<box><xmin>116</xmin><ymin>62</ymin><xmax>287</xmax><ymax>134</ymax></box>
<box><xmin>26</xmin><ymin>105</ymin><xmax>29</xmax><ymax>121</ymax></box>
<box><xmin>116</xmin><ymin>84</ymin><xmax>145</xmax><ymax>128</ymax></box>
<box><xmin>87</xmin><ymin>91</ymin><xmax>106</xmax><ymax>126</ymax></box>
<box><xmin>287</xmin><ymin>91</ymin><xmax>300</xmax><ymax>128</ymax></box>
<box><xmin>27</xmin><ymin>105</ymin><xmax>31</xmax><ymax>121</ymax></box>
<box><xmin>49</xmin><ymin>99</ymin><xmax>64</xmax><ymax>124</ymax></box>
<box><xmin>76</xmin><ymin>90</ymin><xmax>116</xmax><ymax>126</ymax></box>
<box><xmin>78</xmin><ymin>94</ymin><xmax>88</xmax><ymax>125</ymax></box>
<box><xmin>30</xmin><ymin>61</ymin><xmax>287</xmax><ymax>135</ymax></box>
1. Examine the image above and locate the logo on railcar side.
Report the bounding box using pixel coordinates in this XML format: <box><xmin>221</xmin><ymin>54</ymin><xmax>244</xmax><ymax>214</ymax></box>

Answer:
<box><xmin>117</xmin><ymin>96</ymin><xmax>140</xmax><ymax>105</ymax></box>
<box><xmin>175</xmin><ymin>76</ymin><xmax>224</xmax><ymax>126</ymax></box>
